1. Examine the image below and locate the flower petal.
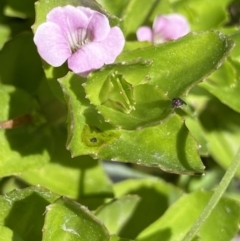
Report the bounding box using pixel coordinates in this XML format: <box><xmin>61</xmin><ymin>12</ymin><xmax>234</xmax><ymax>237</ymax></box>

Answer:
<box><xmin>77</xmin><ymin>6</ymin><xmax>95</xmax><ymax>17</ymax></box>
<box><xmin>87</xmin><ymin>12</ymin><xmax>110</xmax><ymax>41</ymax></box>
<box><xmin>68</xmin><ymin>26</ymin><xmax>125</xmax><ymax>76</ymax></box>
<box><xmin>136</xmin><ymin>26</ymin><xmax>153</xmax><ymax>42</ymax></box>
<box><xmin>34</xmin><ymin>22</ymin><xmax>71</xmax><ymax>66</ymax></box>
<box><xmin>98</xmin><ymin>26</ymin><xmax>125</xmax><ymax>64</ymax></box>
<box><xmin>68</xmin><ymin>43</ymin><xmax>105</xmax><ymax>77</ymax></box>
<box><xmin>47</xmin><ymin>5</ymin><xmax>89</xmax><ymax>34</ymax></box>
<box><xmin>153</xmin><ymin>14</ymin><xmax>190</xmax><ymax>41</ymax></box>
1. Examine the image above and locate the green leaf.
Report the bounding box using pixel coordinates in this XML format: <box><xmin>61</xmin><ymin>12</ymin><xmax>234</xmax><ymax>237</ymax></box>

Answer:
<box><xmin>97</xmin><ymin>115</ymin><xmax>204</xmax><ymax>174</ymax></box>
<box><xmin>4</xmin><ymin>0</ymin><xmax>35</xmax><ymax>19</ymax></box>
<box><xmin>184</xmin><ymin>114</ymin><xmax>209</xmax><ymax>156</ymax></box>
<box><xmin>95</xmin><ymin>0</ymin><xmax>129</xmax><ymax>17</ymax></box>
<box><xmin>85</xmin><ymin>60</ymin><xmax>172</xmax><ymax>129</ymax></box>
<box><xmin>118</xmin><ymin>31</ymin><xmax>234</xmax><ymax>99</ymax></box>
<box><xmin>20</xmin><ymin>127</ymin><xmax>113</xmax><ymax>210</ymax></box>
<box><xmin>0</xmin><ymin>32</ymin><xmax>44</xmax><ymax>94</ymax></box>
<box><xmin>0</xmin><ymin>84</ymin><xmax>51</xmax><ymax>177</ymax></box>
<box><xmin>186</xmin><ymin>86</ymin><xmax>240</xmax><ymax>176</ymax></box>
<box><xmin>42</xmin><ymin>197</ymin><xmax>109</xmax><ymax>241</ymax></box>
<box><xmin>0</xmin><ymin>186</ymin><xmax>58</xmax><ymax>241</ymax></box>
<box><xmin>201</xmin><ymin>59</ymin><xmax>240</xmax><ymax>113</ymax></box>
<box><xmin>60</xmin><ymin>72</ymin><xmax>204</xmax><ymax>174</ymax></box>
<box><xmin>182</xmin><ymin>147</ymin><xmax>240</xmax><ymax>241</ymax></box>
<box><xmin>173</xmin><ymin>0</ymin><xmax>231</xmax><ymax>30</ymax></box>
<box><xmin>229</xmin><ymin>31</ymin><xmax>240</xmax><ymax>62</ymax></box>
<box><xmin>137</xmin><ymin>190</ymin><xmax>240</xmax><ymax>241</ymax></box>
<box><xmin>85</xmin><ymin>31</ymin><xmax>233</xmax><ymax>132</ymax></box>
<box><xmin>95</xmin><ymin>195</ymin><xmax>141</xmax><ymax>235</ymax></box>
<box><xmin>110</xmin><ymin>235</ymin><xmax>133</xmax><ymax>241</ymax></box>
<box><xmin>58</xmin><ymin>72</ymin><xmax>120</xmax><ymax>156</ymax></box>
<box><xmin>0</xmin><ymin>24</ymin><xmax>11</xmax><ymax>49</ymax></box>
<box><xmin>123</xmin><ymin>41</ymin><xmax>151</xmax><ymax>52</ymax></box>
<box><xmin>85</xmin><ymin>59</ymin><xmax>152</xmax><ymax>104</ymax></box>
<box><xmin>0</xmin><ymin>226</ymin><xmax>24</xmax><ymax>241</ymax></box>
<box><xmin>113</xmin><ymin>179</ymin><xmax>182</xmax><ymax>239</ymax></box>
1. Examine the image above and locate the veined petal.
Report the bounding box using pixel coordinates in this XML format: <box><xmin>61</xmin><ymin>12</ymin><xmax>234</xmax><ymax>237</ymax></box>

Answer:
<box><xmin>34</xmin><ymin>22</ymin><xmax>71</xmax><ymax>66</ymax></box>
<box><xmin>136</xmin><ymin>26</ymin><xmax>153</xmax><ymax>42</ymax></box>
<box><xmin>68</xmin><ymin>26</ymin><xmax>125</xmax><ymax>76</ymax></box>
<box><xmin>87</xmin><ymin>12</ymin><xmax>110</xmax><ymax>41</ymax></box>
<box><xmin>47</xmin><ymin>5</ymin><xmax>89</xmax><ymax>34</ymax></box>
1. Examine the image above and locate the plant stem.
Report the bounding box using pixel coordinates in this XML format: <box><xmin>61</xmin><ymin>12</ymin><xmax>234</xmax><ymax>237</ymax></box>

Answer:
<box><xmin>182</xmin><ymin>147</ymin><xmax>240</xmax><ymax>241</ymax></box>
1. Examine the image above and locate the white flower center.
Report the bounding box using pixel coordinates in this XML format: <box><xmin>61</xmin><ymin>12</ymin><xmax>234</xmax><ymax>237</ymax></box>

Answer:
<box><xmin>67</xmin><ymin>28</ymin><xmax>91</xmax><ymax>53</ymax></box>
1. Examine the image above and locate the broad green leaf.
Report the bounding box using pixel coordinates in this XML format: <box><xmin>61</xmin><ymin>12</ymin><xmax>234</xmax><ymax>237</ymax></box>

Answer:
<box><xmin>91</xmin><ymin>83</ymin><xmax>170</xmax><ymax>129</ymax></box>
<box><xmin>42</xmin><ymin>197</ymin><xmax>109</xmax><ymax>241</ymax></box>
<box><xmin>202</xmin><ymin>59</ymin><xmax>240</xmax><ymax>113</ymax></box>
<box><xmin>60</xmin><ymin>71</ymin><xmax>204</xmax><ymax>173</ymax></box>
<box><xmin>21</xmin><ymin>156</ymin><xmax>113</xmax><ymax>209</ymax></box>
<box><xmin>0</xmin><ymin>84</ymin><xmax>51</xmax><ymax>177</ymax></box>
<box><xmin>86</xmin><ymin>32</ymin><xmax>233</xmax><ymax>131</ymax></box>
<box><xmin>113</xmin><ymin>179</ymin><xmax>182</xmax><ymax>239</ymax></box>
<box><xmin>95</xmin><ymin>195</ymin><xmax>141</xmax><ymax>235</ymax></box>
<box><xmin>4</xmin><ymin>0</ymin><xmax>35</xmax><ymax>19</ymax></box>
<box><xmin>0</xmin><ymin>32</ymin><xmax>44</xmax><ymax>94</ymax></box>
<box><xmin>62</xmin><ymin>71</ymin><xmax>205</xmax><ymax>173</ymax></box>
<box><xmin>0</xmin><ymin>186</ymin><xmax>58</xmax><ymax>241</ymax></box>
<box><xmin>173</xmin><ymin>0</ymin><xmax>231</xmax><ymax>30</ymax></box>
<box><xmin>85</xmin><ymin>59</ymin><xmax>152</xmax><ymax>105</ymax></box>
<box><xmin>186</xmin><ymin>86</ymin><xmax>240</xmax><ymax>176</ymax></box>
<box><xmin>20</xmin><ymin>127</ymin><xmax>113</xmax><ymax>209</ymax></box>
<box><xmin>118</xmin><ymin>31</ymin><xmax>234</xmax><ymax>99</ymax></box>
<box><xmin>97</xmin><ymin>115</ymin><xmax>204</xmax><ymax>174</ymax></box>
<box><xmin>59</xmin><ymin>72</ymin><xmax>120</xmax><ymax>156</ymax></box>
<box><xmin>137</xmin><ymin>190</ymin><xmax>240</xmax><ymax>241</ymax></box>
<box><xmin>0</xmin><ymin>226</ymin><xmax>24</xmax><ymax>241</ymax></box>
<box><xmin>85</xmin><ymin>60</ymin><xmax>172</xmax><ymax>129</ymax></box>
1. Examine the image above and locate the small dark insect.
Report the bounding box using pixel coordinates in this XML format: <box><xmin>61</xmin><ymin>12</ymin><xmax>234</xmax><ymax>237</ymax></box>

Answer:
<box><xmin>90</xmin><ymin>137</ymin><xmax>97</xmax><ymax>143</ymax></box>
<box><xmin>172</xmin><ymin>98</ymin><xmax>186</xmax><ymax>108</ymax></box>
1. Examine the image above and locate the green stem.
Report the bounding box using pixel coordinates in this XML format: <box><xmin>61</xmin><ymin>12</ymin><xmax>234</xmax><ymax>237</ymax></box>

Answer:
<box><xmin>182</xmin><ymin>148</ymin><xmax>240</xmax><ymax>241</ymax></box>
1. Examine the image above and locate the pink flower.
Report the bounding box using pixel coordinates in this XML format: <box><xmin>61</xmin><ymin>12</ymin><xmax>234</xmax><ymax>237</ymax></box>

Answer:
<box><xmin>34</xmin><ymin>5</ymin><xmax>125</xmax><ymax>77</ymax></box>
<box><xmin>136</xmin><ymin>14</ymin><xmax>190</xmax><ymax>44</ymax></box>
